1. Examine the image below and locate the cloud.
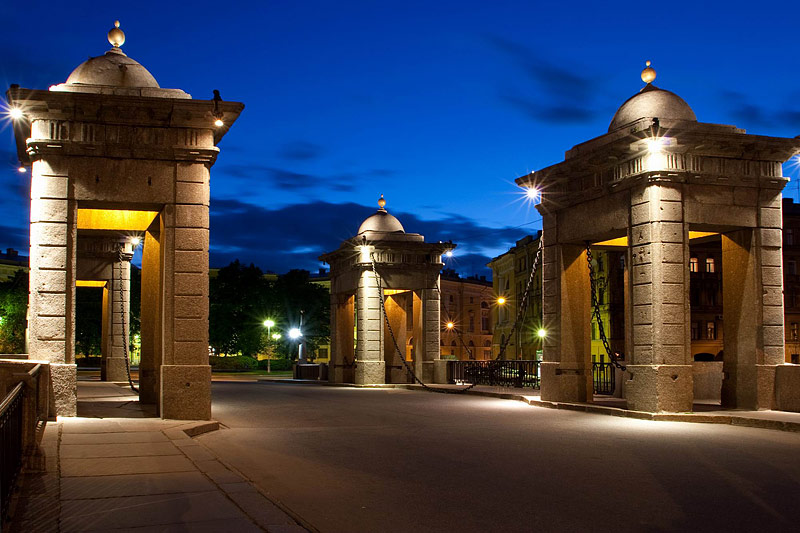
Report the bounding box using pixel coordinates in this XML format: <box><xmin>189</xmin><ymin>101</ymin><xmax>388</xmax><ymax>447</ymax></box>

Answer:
<box><xmin>276</xmin><ymin>141</ymin><xmax>324</xmax><ymax>161</ymax></box>
<box><xmin>209</xmin><ymin>199</ymin><xmax>529</xmax><ymax>276</ymax></box>
<box><xmin>720</xmin><ymin>90</ymin><xmax>800</xmax><ymax>132</ymax></box>
<box><xmin>487</xmin><ymin>36</ymin><xmax>599</xmax><ymax>124</ymax></box>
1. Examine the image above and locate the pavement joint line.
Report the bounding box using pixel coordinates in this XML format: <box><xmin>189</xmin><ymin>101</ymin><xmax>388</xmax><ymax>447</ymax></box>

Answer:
<box><xmin>266</xmin><ymin>380</ymin><xmax>800</xmax><ymax>434</ymax></box>
<box><xmin>184</xmin><ymin>432</ymin><xmax>316</xmax><ymax>533</ymax></box>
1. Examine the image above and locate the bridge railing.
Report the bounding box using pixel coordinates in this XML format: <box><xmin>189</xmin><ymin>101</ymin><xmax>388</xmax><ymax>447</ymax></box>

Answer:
<box><xmin>0</xmin><ymin>361</ymin><xmax>48</xmax><ymax>525</ymax></box>
<box><xmin>447</xmin><ymin>360</ymin><xmax>541</xmax><ymax>389</ymax></box>
<box><xmin>592</xmin><ymin>362</ymin><xmax>615</xmax><ymax>395</ymax></box>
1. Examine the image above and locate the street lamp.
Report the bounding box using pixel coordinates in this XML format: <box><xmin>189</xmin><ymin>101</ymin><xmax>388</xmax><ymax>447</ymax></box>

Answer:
<box><xmin>497</xmin><ymin>296</ymin><xmax>506</xmax><ymax>305</ymax></box>
<box><xmin>263</xmin><ymin>319</ymin><xmax>276</xmax><ymax>372</ymax></box>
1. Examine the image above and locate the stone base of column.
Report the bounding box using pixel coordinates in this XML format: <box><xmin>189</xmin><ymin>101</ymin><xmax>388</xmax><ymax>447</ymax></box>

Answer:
<box><xmin>101</xmin><ymin>357</ymin><xmax>129</xmax><ymax>382</ymax></box>
<box><xmin>433</xmin><ymin>359</ymin><xmax>449</xmax><ymax>384</ymax></box>
<box><xmin>420</xmin><ymin>361</ymin><xmax>434</xmax><ymax>384</ymax></box>
<box><xmin>540</xmin><ymin>362</ymin><xmax>592</xmax><ymax>403</ymax></box>
<box><xmin>355</xmin><ymin>360</ymin><xmax>385</xmax><ymax>385</ymax></box>
<box><xmin>776</xmin><ymin>365</ymin><xmax>800</xmax><ymax>412</ymax></box>
<box><xmin>139</xmin><ymin>368</ymin><xmax>159</xmax><ymax>405</ymax></box>
<box><xmin>50</xmin><ymin>363</ymin><xmax>77</xmax><ymax>417</ymax></box>
<box><xmin>625</xmin><ymin>364</ymin><xmax>693</xmax><ymax>413</ymax></box>
<box><xmin>756</xmin><ymin>364</ymin><xmax>778</xmax><ymax>410</ymax></box>
<box><xmin>160</xmin><ymin>365</ymin><xmax>211</xmax><ymax>420</ymax></box>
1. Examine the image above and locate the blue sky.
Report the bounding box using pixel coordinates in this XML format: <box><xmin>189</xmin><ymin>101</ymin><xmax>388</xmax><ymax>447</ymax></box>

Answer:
<box><xmin>2</xmin><ymin>0</ymin><xmax>800</xmax><ymax>276</ymax></box>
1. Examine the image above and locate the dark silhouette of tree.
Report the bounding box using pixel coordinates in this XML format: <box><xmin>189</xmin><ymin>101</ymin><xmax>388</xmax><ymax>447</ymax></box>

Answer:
<box><xmin>0</xmin><ymin>270</ymin><xmax>28</xmax><ymax>354</ymax></box>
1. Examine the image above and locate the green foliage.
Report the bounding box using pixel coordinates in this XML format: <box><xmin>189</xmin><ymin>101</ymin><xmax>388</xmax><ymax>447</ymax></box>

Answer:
<box><xmin>208</xmin><ymin>264</ymin><xmax>330</xmax><ymax>361</ymax></box>
<box><xmin>209</xmin><ymin>355</ymin><xmax>258</xmax><ymax>371</ymax></box>
<box><xmin>0</xmin><ymin>270</ymin><xmax>28</xmax><ymax>353</ymax></box>
<box><xmin>258</xmin><ymin>358</ymin><xmax>293</xmax><ymax>371</ymax></box>
<box><xmin>75</xmin><ymin>286</ymin><xmax>103</xmax><ymax>356</ymax></box>
<box><xmin>209</xmin><ymin>260</ymin><xmax>272</xmax><ymax>357</ymax></box>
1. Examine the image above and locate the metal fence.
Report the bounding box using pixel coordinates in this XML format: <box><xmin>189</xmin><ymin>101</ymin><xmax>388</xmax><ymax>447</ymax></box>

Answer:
<box><xmin>592</xmin><ymin>362</ymin><xmax>615</xmax><ymax>395</ymax></box>
<box><xmin>448</xmin><ymin>360</ymin><xmax>541</xmax><ymax>389</ymax></box>
<box><xmin>0</xmin><ymin>381</ymin><xmax>24</xmax><ymax>521</ymax></box>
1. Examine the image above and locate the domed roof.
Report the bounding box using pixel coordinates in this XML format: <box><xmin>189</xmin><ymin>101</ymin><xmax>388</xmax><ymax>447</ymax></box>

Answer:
<box><xmin>357</xmin><ymin>195</ymin><xmax>405</xmax><ymax>236</ymax></box>
<box><xmin>608</xmin><ymin>62</ymin><xmax>696</xmax><ymax>132</ymax></box>
<box><xmin>63</xmin><ymin>21</ymin><xmax>159</xmax><ymax>89</ymax></box>
<box><xmin>65</xmin><ymin>48</ymin><xmax>160</xmax><ymax>88</ymax></box>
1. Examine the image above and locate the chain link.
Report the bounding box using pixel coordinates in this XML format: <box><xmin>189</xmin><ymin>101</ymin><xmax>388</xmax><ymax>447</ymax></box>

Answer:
<box><xmin>368</xmin><ymin>236</ymin><xmax>543</xmax><ymax>393</ymax></box>
<box><xmin>586</xmin><ymin>244</ymin><xmax>626</xmax><ymax>371</ymax></box>
<box><xmin>117</xmin><ymin>246</ymin><xmax>139</xmax><ymax>393</ymax></box>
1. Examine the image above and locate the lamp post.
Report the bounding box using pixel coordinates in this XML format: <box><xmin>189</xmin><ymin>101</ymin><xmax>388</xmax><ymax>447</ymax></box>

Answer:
<box><xmin>263</xmin><ymin>319</ymin><xmax>275</xmax><ymax>373</ymax></box>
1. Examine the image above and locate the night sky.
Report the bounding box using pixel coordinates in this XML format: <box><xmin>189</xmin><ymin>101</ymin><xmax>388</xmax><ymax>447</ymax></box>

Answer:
<box><xmin>2</xmin><ymin>1</ymin><xmax>799</xmax><ymax>277</ymax></box>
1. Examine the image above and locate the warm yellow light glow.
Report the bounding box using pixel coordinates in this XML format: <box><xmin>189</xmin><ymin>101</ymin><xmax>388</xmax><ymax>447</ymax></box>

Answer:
<box><xmin>272</xmin><ymin>333</ymin><xmax>281</xmax><ymax>340</ymax></box>
<box><xmin>446</xmin><ymin>322</ymin><xmax>455</xmax><ymax>329</ymax></box>
<box><xmin>17</xmin><ymin>166</ymin><xmax>26</xmax><ymax>173</ymax></box>
<box><xmin>537</xmin><ymin>328</ymin><xmax>547</xmax><ymax>338</ymax></box>
<box><xmin>264</xmin><ymin>319</ymin><xmax>275</xmax><ymax>328</ymax></box>
<box><xmin>645</xmin><ymin>138</ymin><xmax>666</xmax><ymax>171</ymax></box>
<box><xmin>77</xmin><ymin>209</ymin><xmax>159</xmax><ymax>231</ymax></box>
<box><xmin>383</xmin><ymin>289</ymin><xmax>409</xmax><ymax>295</ymax></box>
<box><xmin>359</xmin><ymin>245</ymin><xmax>371</xmax><ymax>263</ymax></box>
<box><xmin>9</xmin><ymin>108</ymin><xmax>23</xmax><ymax>120</ymax></box>
<box><xmin>76</xmin><ymin>280</ymin><xmax>107</xmax><ymax>287</ymax></box>
<box><xmin>594</xmin><ymin>236</ymin><xmax>628</xmax><ymax>247</ymax></box>
<box><xmin>645</xmin><ymin>138</ymin><xmax>663</xmax><ymax>153</ymax></box>
<box><xmin>497</xmin><ymin>297</ymin><xmax>506</xmax><ymax>305</ymax></box>
<box><xmin>689</xmin><ymin>231</ymin><xmax>718</xmax><ymax>240</ymax></box>
<box><xmin>214</xmin><ymin>118</ymin><xmax>224</xmax><ymax>127</ymax></box>
<box><xmin>526</xmin><ymin>187</ymin><xmax>540</xmax><ymax>201</ymax></box>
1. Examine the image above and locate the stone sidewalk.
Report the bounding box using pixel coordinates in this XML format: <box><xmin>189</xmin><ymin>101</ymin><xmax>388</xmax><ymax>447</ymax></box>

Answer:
<box><xmin>7</xmin><ymin>382</ymin><xmax>307</xmax><ymax>532</ymax></box>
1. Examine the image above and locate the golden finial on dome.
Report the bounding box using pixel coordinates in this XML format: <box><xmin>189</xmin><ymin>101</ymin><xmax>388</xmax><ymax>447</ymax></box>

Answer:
<box><xmin>378</xmin><ymin>194</ymin><xmax>386</xmax><ymax>209</ymax></box>
<box><xmin>108</xmin><ymin>20</ymin><xmax>125</xmax><ymax>48</ymax></box>
<box><xmin>641</xmin><ymin>60</ymin><xmax>656</xmax><ymax>84</ymax></box>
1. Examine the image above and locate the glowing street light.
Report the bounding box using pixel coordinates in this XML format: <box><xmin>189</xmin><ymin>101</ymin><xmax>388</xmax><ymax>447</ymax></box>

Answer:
<box><xmin>289</xmin><ymin>328</ymin><xmax>302</xmax><ymax>340</ymax></box>
<box><xmin>537</xmin><ymin>328</ymin><xmax>547</xmax><ymax>339</ymax></box>
<box><xmin>130</xmin><ymin>237</ymin><xmax>141</xmax><ymax>247</ymax></box>
<box><xmin>17</xmin><ymin>166</ymin><xmax>26</xmax><ymax>173</ymax></box>
<box><xmin>271</xmin><ymin>333</ymin><xmax>281</xmax><ymax>340</ymax></box>
<box><xmin>497</xmin><ymin>296</ymin><xmax>506</xmax><ymax>305</ymax></box>
<box><xmin>445</xmin><ymin>250</ymin><xmax>453</xmax><ymax>258</ymax></box>
<box><xmin>525</xmin><ymin>187</ymin><xmax>540</xmax><ymax>202</ymax></box>
<box><xmin>446</xmin><ymin>321</ymin><xmax>455</xmax><ymax>330</ymax></box>
<box><xmin>214</xmin><ymin>118</ymin><xmax>224</xmax><ymax>127</ymax></box>
<box><xmin>9</xmin><ymin>108</ymin><xmax>23</xmax><ymax>120</ymax></box>
<box><xmin>263</xmin><ymin>319</ymin><xmax>275</xmax><ymax>329</ymax></box>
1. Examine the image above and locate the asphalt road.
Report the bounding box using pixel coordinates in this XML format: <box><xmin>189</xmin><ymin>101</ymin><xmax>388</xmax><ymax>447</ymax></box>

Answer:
<box><xmin>199</xmin><ymin>382</ymin><xmax>800</xmax><ymax>532</ymax></box>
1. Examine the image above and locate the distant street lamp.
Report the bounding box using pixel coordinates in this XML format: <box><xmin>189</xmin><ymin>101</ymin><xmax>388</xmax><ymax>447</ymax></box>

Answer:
<box><xmin>289</xmin><ymin>327</ymin><xmax>303</xmax><ymax>363</ymax></box>
<box><xmin>263</xmin><ymin>319</ymin><xmax>276</xmax><ymax>373</ymax></box>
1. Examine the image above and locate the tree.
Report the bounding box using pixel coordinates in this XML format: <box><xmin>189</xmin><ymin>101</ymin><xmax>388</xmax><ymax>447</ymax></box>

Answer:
<box><xmin>271</xmin><ymin>269</ymin><xmax>330</xmax><ymax>361</ymax></box>
<box><xmin>209</xmin><ymin>260</ymin><xmax>272</xmax><ymax>356</ymax></box>
<box><xmin>0</xmin><ymin>270</ymin><xmax>28</xmax><ymax>354</ymax></box>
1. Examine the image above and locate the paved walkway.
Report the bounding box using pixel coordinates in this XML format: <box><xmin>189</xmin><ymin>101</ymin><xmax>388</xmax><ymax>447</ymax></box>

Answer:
<box><xmin>8</xmin><ymin>382</ymin><xmax>306</xmax><ymax>533</ymax></box>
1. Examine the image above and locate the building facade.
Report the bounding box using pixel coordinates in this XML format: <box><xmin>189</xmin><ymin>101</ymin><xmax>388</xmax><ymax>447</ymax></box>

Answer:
<box><xmin>439</xmin><ymin>270</ymin><xmax>493</xmax><ymax>360</ymax></box>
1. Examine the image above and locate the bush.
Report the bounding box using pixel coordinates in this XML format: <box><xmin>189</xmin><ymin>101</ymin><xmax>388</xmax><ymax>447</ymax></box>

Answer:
<box><xmin>257</xmin><ymin>358</ymin><xmax>293</xmax><ymax>371</ymax></box>
<box><xmin>209</xmin><ymin>355</ymin><xmax>258</xmax><ymax>371</ymax></box>
<box><xmin>76</xmin><ymin>356</ymin><xmax>102</xmax><ymax>368</ymax></box>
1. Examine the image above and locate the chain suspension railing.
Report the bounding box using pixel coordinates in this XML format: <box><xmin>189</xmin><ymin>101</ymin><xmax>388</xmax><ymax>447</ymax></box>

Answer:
<box><xmin>368</xmin><ymin>235</ymin><xmax>543</xmax><ymax>393</ymax></box>
<box><xmin>117</xmin><ymin>245</ymin><xmax>139</xmax><ymax>393</ymax></box>
<box><xmin>586</xmin><ymin>244</ymin><xmax>626</xmax><ymax>371</ymax></box>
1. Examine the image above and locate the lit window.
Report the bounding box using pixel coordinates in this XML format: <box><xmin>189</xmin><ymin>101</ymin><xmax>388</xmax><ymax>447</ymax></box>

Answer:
<box><xmin>706</xmin><ymin>321</ymin><xmax>716</xmax><ymax>340</ymax></box>
<box><xmin>705</xmin><ymin>257</ymin><xmax>715</xmax><ymax>273</ymax></box>
<box><xmin>689</xmin><ymin>257</ymin><xmax>699</xmax><ymax>273</ymax></box>
<box><xmin>792</xmin><ymin>323</ymin><xmax>799</xmax><ymax>341</ymax></box>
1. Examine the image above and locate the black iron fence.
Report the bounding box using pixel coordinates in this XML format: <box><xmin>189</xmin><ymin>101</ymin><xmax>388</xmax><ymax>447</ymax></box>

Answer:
<box><xmin>0</xmin><ymin>381</ymin><xmax>24</xmax><ymax>521</ymax></box>
<box><xmin>593</xmin><ymin>362</ymin><xmax>615</xmax><ymax>395</ymax></box>
<box><xmin>448</xmin><ymin>360</ymin><xmax>541</xmax><ymax>389</ymax></box>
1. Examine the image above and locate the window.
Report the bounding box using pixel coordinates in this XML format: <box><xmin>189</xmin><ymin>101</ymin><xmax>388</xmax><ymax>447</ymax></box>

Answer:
<box><xmin>469</xmin><ymin>297</ymin><xmax>474</xmax><ymax>304</ymax></box>
<box><xmin>706</xmin><ymin>321</ymin><xmax>716</xmax><ymax>340</ymax></box>
<box><xmin>789</xmin><ymin>261</ymin><xmax>797</xmax><ymax>276</ymax></box>
<box><xmin>481</xmin><ymin>315</ymin><xmax>489</xmax><ymax>331</ymax></box>
<box><xmin>792</xmin><ymin>323</ymin><xmax>799</xmax><ymax>341</ymax></box>
<box><xmin>691</xmin><ymin>322</ymin><xmax>699</xmax><ymax>340</ymax></box>
<box><xmin>792</xmin><ymin>354</ymin><xmax>800</xmax><ymax>364</ymax></box>
<box><xmin>468</xmin><ymin>311</ymin><xmax>475</xmax><ymax>333</ymax></box>
<box><xmin>480</xmin><ymin>301</ymin><xmax>488</xmax><ymax>309</ymax></box>
<box><xmin>787</xmin><ymin>229</ymin><xmax>795</xmax><ymax>246</ymax></box>
<box><xmin>598</xmin><ymin>288</ymin><xmax>605</xmax><ymax>305</ymax></box>
<box><xmin>597</xmin><ymin>255</ymin><xmax>604</xmax><ymax>273</ymax></box>
<box><xmin>689</xmin><ymin>257</ymin><xmax>699</xmax><ymax>273</ymax></box>
<box><xmin>705</xmin><ymin>257</ymin><xmax>715</xmax><ymax>273</ymax></box>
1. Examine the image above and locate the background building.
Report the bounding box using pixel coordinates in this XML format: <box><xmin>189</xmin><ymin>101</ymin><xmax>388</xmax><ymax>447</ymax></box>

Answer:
<box><xmin>439</xmin><ymin>270</ymin><xmax>493</xmax><ymax>360</ymax></box>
